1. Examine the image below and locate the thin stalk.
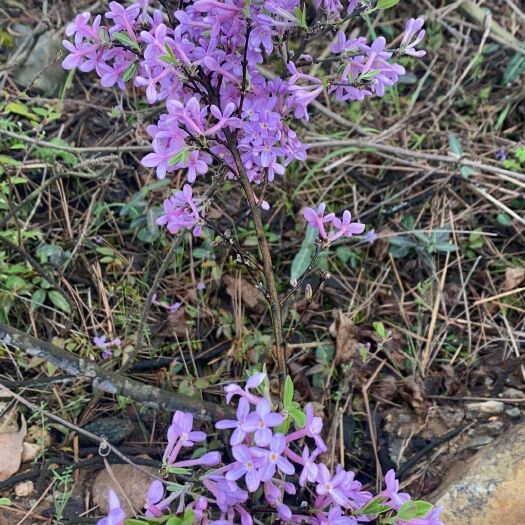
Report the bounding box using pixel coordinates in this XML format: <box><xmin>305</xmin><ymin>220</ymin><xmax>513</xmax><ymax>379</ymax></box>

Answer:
<box><xmin>223</xmin><ymin>129</ymin><xmax>287</xmax><ymax>390</ymax></box>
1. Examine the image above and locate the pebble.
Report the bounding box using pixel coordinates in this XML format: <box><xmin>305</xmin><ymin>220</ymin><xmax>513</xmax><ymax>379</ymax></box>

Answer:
<box><xmin>505</xmin><ymin>406</ymin><xmax>521</xmax><ymax>418</ymax></box>
<box><xmin>501</xmin><ymin>387</ymin><xmax>525</xmax><ymax>400</ymax></box>
<box><xmin>465</xmin><ymin>435</ymin><xmax>494</xmax><ymax>449</ymax></box>
<box><xmin>465</xmin><ymin>400</ymin><xmax>504</xmax><ymax>417</ymax></box>
<box><xmin>14</xmin><ymin>480</ymin><xmax>34</xmax><ymax>497</ymax></box>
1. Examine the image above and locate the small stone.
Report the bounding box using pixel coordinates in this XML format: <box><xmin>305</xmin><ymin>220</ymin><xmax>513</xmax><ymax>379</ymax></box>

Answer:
<box><xmin>92</xmin><ymin>464</ymin><xmax>156</xmax><ymax>516</ymax></box>
<box><xmin>465</xmin><ymin>435</ymin><xmax>494</xmax><ymax>449</ymax></box>
<box><xmin>501</xmin><ymin>388</ymin><xmax>525</xmax><ymax>400</ymax></box>
<box><xmin>81</xmin><ymin>417</ymin><xmax>135</xmax><ymax>445</ymax></box>
<box><xmin>21</xmin><ymin>442</ymin><xmax>41</xmax><ymax>463</ymax></box>
<box><xmin>14</xmin><ymin>480</ymin><xmax>34</xmax><ymax>497</ymax></box>
<box><xmin>465</xmin><ymin>400</ymin><xmax>504</xmax><ymax>417</ymax></box>
<box><xmin>433</xmin><ymin>422</ymin><xmax>525</xmax><ymax>524</ymax></box>
<box><xmin>505</xmin><ymin>407</ymin><xmax>521</xmax><ymax>418</ymax></box>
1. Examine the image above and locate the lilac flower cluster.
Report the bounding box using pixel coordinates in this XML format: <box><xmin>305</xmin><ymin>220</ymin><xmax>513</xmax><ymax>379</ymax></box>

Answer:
<box><xmin>63</xmin><ymin>1</ymin><xmax>426</xmax><ymax>239</ymax></box>
<box><xmin>303</xmin><ymin>204</ymin><xmax>365</xmax><ymax>243</ymax></box>
<box><xmin>98</xmin><ymin>372</ymin><xmax>442</xmax><ymax>525</ymax></box>
<box><xmin>93</xmin><ymin>335</ymin><xmax>121</xmax><ymax>359</ymax></box>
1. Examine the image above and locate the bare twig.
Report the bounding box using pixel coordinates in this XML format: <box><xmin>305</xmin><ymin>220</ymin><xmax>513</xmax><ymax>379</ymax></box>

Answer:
<box><xmin>0</xmin><ymin>324</ymin><xmax>233</xmax><ymax>421</ymax></box>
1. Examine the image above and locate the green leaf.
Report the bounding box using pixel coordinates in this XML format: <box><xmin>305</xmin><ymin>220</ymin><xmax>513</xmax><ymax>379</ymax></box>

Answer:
<box><xmin>435</xmin><ymin>242</ymin><xmax>457</xmax><ymax>253</ymax></box>
<box><xmin>377</xmin><ymin>0</ymin><xmax>400</xmax><ymax>9</ymax></box>
<box><xmin>503</xmin><ymin>51</ymin><xmax>525</xmax><ymax>84</ymax></box>
<box><xmin>166</xmin><ymin>467</ymin><xmax>192</xmax><ymax>475</ymax></box>
<box><xmin>48</xmin><ymin>290</ymin><xmax>71</xmax><ymax>314</ymax></box>
<box><xmin>448</xmin><ymin>133</ymin><xmax>463</xmax><ymax>157</ymax></box>
<box><xmin>358</xmin><ymin>496</ymin><xmax>391</xmax><ymax>515</ymax></box>
<box><xmin>0</xmin><ymin>498</ymin><xmax>12</xmax><ymax>506</ymax></box>
<box><xmin>160</xmin><ymin>43</ymin><xmax>178</xmax><ymax>64</ymax></box>
<box><xmin>5</xmin><ymin>101</ymin><xmax>38</xmax><ymax>120</ymax></box>
<box><xmin>290</xmin><ymin>225</ymin><xmax>317</xmax><ymax>282</ymax></box>
<box><xmin>283</xmin><ymin>375</ymin><xmax>294</xmax><ymax>406</ymax></box>
<box><xmin>413</xmin><ymin>500</ymin><xmax>434</xmax><ymax>517</ymax></box>
<box><xmin>113</xmin><ymin>32</ymin><xmax>139</xmax><ymax>50</ymax></box>
<box><xmin>168</xmin><ymin>148</ymin><xmax>190</xmax><ymax>167</ymax></box>
<box><xmin>293</xmin><ymin>6</ymin><xmax>308</xmax><ymax>29</ymax></box>
<box><xmin>397</xmin><ymin>500</ymin><xmax>418</xmax><ymax>521</ymax></box>
<box><xmin>166</xmin><ymin>517</ymin><xmax>181</xmax><ymax>525</ymax></box>
<box><xmin>123</xmin><ymin>62</ymin><xmax>137</xmax><ymax>82</ymax></box>
<box><xmin>181</xmin><ymin>509</ymin><xmax>195</xmax><ymax>525</ymax></box>
<box><xmin>497</xmin><ymin>213</ymin><xmax>512</xmax><ymax>226</ymax></box>
<box><xmin>288</xmin><ymin>407</ymin><xmax>306</xmax><ymax>428</ymax></box>
<box><xmin>124</xmin><ymin>520</ymin><xmax>151</xmax><ymax>525</ymax></box>
<box><xmin>31</xmin><ymin>289</ymin><xmax>46</xmax><ymax>311</ymax></box>
<box><xmin>372</xmin><ymin>321</ymin><xmax>386</xmax><ymax>339</ymax></box>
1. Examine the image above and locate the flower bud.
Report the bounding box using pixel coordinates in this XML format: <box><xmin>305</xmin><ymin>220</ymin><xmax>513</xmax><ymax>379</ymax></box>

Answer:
<box><xmin>305</xmin><ymin>283</ymin><xmax>313</xmax><ymax>301</ymax></box>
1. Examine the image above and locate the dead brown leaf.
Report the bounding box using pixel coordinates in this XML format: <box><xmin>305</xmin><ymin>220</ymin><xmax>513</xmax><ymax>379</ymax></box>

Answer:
<box><xmin>329</xmin><ymin>311</ymin><xmax>361</xmax><ymax>365</ymax></box>
<box><xmin>224</xmin><ymin>274</ymin><xmax>264</xmax><ymax>313</ymax></box>
<box><xmin>0</xmin><ymin>415</ymin><xmax>26</xmax><ymax>482</ymax></box>
<box><xmin>504</xmin><ymin>267</ymin><xmax>525</xmax><ymax>291</ymax></box>
<box><xmin>156</xmin><ymin>307</ymin><xmax>191</xmax><ymax>338</ymax></box>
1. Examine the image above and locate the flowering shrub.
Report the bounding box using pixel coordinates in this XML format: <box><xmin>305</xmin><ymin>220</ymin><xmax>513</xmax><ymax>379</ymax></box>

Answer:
<box><xmin>63</xmin><ymin>0</ymin><xmax>426</xmax><ymax>380</ymax></box>
<box><xmin>62</xmin><ymin>0</ymin><xmax>425</xmax><ymax>232</ymax></box>
<box><xmin>99</xmin><ymin>372</ymin><xmax>442</xmax><ymax>525</ymax></box>
<box><xmin>62</xmin><ymin>1</ymin><xmax>433</xmax><ymax>523</ymax></box>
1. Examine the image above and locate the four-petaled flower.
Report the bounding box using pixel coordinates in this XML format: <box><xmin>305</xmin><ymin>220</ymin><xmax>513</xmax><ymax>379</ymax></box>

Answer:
<box><xmin>243</xmin><ymin>398</ymin><xmax>284</xmax><ymax>446</ymax></box>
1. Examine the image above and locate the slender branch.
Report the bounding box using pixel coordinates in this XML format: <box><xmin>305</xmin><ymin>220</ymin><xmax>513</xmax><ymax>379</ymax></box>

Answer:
<box><xmin>0</xmin><ymin>323</ymin><xmax>233</xmax><ymax>421</ymax></box>
<box><xmin>222</xmin><ymin>130</ymin><xmax>287</xmax><ymax>388</ymax></box>
<box><xmin>118</xmin><ymin>234</ymin><xmax>182</xmax><ymax>374</ymax></box>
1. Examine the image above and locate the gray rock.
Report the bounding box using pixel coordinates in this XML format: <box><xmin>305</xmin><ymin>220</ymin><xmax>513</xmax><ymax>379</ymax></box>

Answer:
<box><xmin>432</xmin><ymin>422</ymin><xmax>525</xmax><ymax>524</ymax></box>
<box><xmin>465</xmin><ymin>400</ymin><xmax>504</xmax><ymax>418</ymax></box>
<box><xmin>12</xmin><ymin>25</ymin><xmax>67</xmax><ymax>95</ymax></box>
<box><xmin>465</xmin><ymin>435</ymin><xmax>494</xmax><ymax>449</ymax></box>
<box><xmin>505</xmin><ymin>406</ymin><xmax>522</xmax><ymax>418</ymax></box>
<box><xmin>501</xmin><ymin>387</ymin><xmax>525</xmax><ymax>400</ymax></box>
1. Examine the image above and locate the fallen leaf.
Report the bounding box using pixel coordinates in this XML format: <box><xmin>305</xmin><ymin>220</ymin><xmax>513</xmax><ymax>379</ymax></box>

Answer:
<box><xmin>156</xmin><ymin>307</ymin><xmax>191</xmax><ymax>338</ymax></box>
<box><xmin>224</xmin><ymin>274</ymin><xmax>264</xmax><ymax>313</ymax></box>
<box><xmin>329</xmin><ymin>310</ymin><xmax>361</xmax><ymax>366</ymax></box>
<box><xmin>504</xmin><ymin>267</ymin><xmax>525</xmax><ymax>291</ymax></box>
<box><xmin>0</xmin><ymin>415</ymin><xmax>26</xmax><ymax>481</ymax></box>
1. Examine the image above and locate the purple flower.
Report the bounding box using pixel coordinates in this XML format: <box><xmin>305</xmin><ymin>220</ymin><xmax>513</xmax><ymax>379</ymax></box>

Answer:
<box><xmin>329</xmin><ymin>211</ymin><xmax>365</xmax><ymax>241</ymax></box>
<box><xmin>400</xmin><ymin>18</ymin><xmax>426</xmax><ymax>57</ymax></box>
<box><xmin>101</xmin><ymin>349</ymin><xmax>113</xmax><ymax>360</ymax></box>
<box><xmin>303</xmin><ymin>204</ymin><xmax>335</xmax><ymax>240</ymax></box>
<box><xmin>253</xmin><ymin>434</ymin><xmax>295</xmax><ymax>480</ymax></box>
<box><xmin>242</xmin><ymin>399</ymin><xmax>284</xmax><ymax>446</ymax></box>
<box><xmin>144</xmin><ymin>480</ymin><xmax>165</xmax><ymax>518</ymax></box>
<box><xmin>171</xmin><ymin>412</ymin><xmax>206</xmax><ymax>447</ymax></box>
<box><xmin>93</xmin><ymin>335</ymin><xmax>108</xmax><ymax>348</ymax></box>
<box><xmin>156</xmin><ymin>184</ymin><xmax>202</xmax><ymax>237</ymax></box>
<box><xmin>495</xmin><ymin>148</ymin><xmax>507</xmax><ymax>161</ymax></box>
<box><xmin>364</xmin><ymin>229</ymin><xmax>378</xmax><ymax>244</ymax></box>
<box><xmin>171</xmin><ymin>451</ymin><xmax>221</xmax><ymax>468</ymax></box>
<box><xmin>97</xmin><ymin>490</ymin><xmax>125</xmax><ymax>525</ymax></box>
<box><xmin>226</xmin><ymin>445</ymin><xmax>263</xmax><ymax>492</ymax></box>
<box><xmin>299</xmin><ymin>446</ymin><xmax>319</xmax><ymax>486</ymax></box>
<box><xmin>203</xmin><ymin>476</ymin><xmax>248</xmax><ymax>513</ymax></box>
<box><xmin>216</xmin><ymin>397</ymin><xmax>252</xmax><ymax>445</ymax></box>
<box><xmin>381</xmin><ymin>470</ymin><xmax>410</xmax><ymax>511</ymax></box>
<box><xmin>320</xmin><ymin>506</ymin><xmax>357</xmax><ymax>525</ymax></box>
<box><xmin>316</xmin><ymin>464</ymin><xmax>348</xmax><ymax>506</ymax></box>
<box><xmin>305</xmin><ymin>404</ymin><xmax>327</xmax><ymax>451</ymax></box>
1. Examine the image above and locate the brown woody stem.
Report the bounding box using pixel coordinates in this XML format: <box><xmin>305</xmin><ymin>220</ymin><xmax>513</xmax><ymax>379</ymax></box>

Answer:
<box><xmin>223</xmin><ymin>130</ymin><xmax>288</xmax><ymax>391</ymax></box>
